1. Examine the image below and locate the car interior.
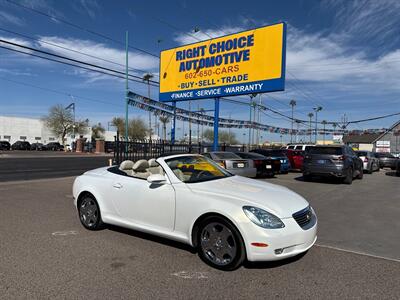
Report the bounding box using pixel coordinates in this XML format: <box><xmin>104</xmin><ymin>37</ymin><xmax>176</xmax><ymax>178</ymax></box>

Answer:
<box><xmin>118</xmin><ymin>159</ymin><xmax>165</xmax><ymax>179</ymax></box>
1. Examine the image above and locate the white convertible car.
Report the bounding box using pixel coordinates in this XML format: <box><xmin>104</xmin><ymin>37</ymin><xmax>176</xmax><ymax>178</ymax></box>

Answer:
<box><xmin>73</xmin><ymin>154</ymin><xmax>317</xmax><ymax>270</ymax></box>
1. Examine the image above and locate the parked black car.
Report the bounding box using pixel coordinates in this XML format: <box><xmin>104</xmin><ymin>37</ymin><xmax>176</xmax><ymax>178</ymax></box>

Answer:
<box><xmin>396</xmin><ymin>160</ymin><xmax>400</xmax><ymax>176</ymax></box>
<box><xmin>250</xmin><ymin>149</ymin><xmax>290</xmax><ymax>173</ymax></box>
<box><xmin>302</xmin><ymin>145</ymin><xmax>363</xmax><ymax>184</ymax></box>
<box><xmin>0</xmin><ymin>141</ymin><xmax>11</xmax><ymax>150</ymax></box>
<box><xmin>235</xmin><ymin>152</ymin><xmax>281</xmax><ymax>177</ymax></box>
<box><xmin>30</xmin><ymin>142</ymin><xmax>45</xmax><ymax>151</ymax></box>
<box><xmin>45</xmin><ymin>142</ymin><xmax>64</xmax><ymax>151</ymax></box>
<box><xmin>374</xmin><ymin>152</ymin><xmax>398</xmax><ymax>170</ymax></box>
<box><xmin>11</xmin><ymin>141</ymin><xmax>31</xmax><ymax>150</ymax></box>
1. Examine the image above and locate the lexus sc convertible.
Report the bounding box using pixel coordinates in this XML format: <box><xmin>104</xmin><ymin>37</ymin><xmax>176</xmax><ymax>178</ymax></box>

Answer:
<box><xmin>73</xmin><ymin>154</ymin><xmax>317</xmax><ymax>270</ymax></box>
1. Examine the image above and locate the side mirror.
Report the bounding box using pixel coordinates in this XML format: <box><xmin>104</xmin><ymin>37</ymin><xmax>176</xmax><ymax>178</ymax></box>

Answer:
<box><xmin>147</xmin><ymin>174</ymin><xmax>167</xmax><ymax>184</ymax></box>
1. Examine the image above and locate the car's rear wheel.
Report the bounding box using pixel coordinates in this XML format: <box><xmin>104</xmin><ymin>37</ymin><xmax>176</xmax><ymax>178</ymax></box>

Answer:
<box><xmin>78</xmin><ymin>195</ymin><xmax>105</xmax><ymax>230</ymax></box>
<box><xmin>197</xmin><ymin>216</ymin><xmax>245</xmax><ymax>271</ymax></box>
<box><xmin>343</xmin><ymin>168</ymin><xmax>353</xmax><ymax>184</ymax></box>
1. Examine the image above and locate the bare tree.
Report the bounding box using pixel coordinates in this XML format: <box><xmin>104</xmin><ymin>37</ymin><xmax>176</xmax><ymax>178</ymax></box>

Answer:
<box><xmin>42</xmin><ymin>104</ymin><xmax>88</xmax><ymax>148</ymax></box>
<box><xmin>111</xmin><ymin>117</ymin><xmax>148</xmax><ymax>140</ymax></box>
<box><xmin>202</xmin><ymin>129</ymin><xmax>238</xmax><ymax>144</ymax></box>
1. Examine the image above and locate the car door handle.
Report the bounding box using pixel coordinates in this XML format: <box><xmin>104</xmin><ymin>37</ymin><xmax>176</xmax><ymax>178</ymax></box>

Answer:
<box><xmin>113</xmin><ymin>183</ymin><xmax>123</xmax><ymax>189</ymax></box>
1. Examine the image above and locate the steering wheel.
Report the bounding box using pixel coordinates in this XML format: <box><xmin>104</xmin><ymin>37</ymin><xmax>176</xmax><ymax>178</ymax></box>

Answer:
<box><xmin>196</xmin><ymin>170</ymin><xmax>211</xmax><ymax>179</ymax></box>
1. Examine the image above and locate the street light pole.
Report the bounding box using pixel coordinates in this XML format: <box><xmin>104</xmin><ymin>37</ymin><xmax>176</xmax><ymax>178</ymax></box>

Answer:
<box><xmin>308</xmin><ymin>113</ymin><xmax>314</xmax><ymax>143</ymax></box>
<box><xmin>313</xmin><ymin>106</ymin><xmax>322</xmax><ymax>144</ymax></box>
<box><xmin>289</xmin><ymin>100</ymin><xmax>296</xmax><ymax>144</ymax></box>
<box><xmin>125</xmin><ymin>31</ymin><xmax>129</xmax><ymax>145</ymax></box>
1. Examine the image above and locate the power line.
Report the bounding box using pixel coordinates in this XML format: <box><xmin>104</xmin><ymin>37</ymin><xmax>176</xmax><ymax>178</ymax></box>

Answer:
<box><xmin>0</xmin><ymin>39</ymin><xmax>160</xmax><ymax>86</ymax></box>
<box><xmin>0</xmin><ymin>45</ymin><xmax>158</xmax><ymax>87</ymax></box>
<box><xmin>4</xmin><ymin>0</ymin><xmax>160</xmax><ymax>58</ymax></box>
<box><xmin>0</xmin><ymin>27</ymin><xmax>159</xmax><ymax>77</ymax></box>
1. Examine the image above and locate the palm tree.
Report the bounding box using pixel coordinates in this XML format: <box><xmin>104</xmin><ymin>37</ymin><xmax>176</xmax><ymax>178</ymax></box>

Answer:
<box><xmin>143</xmin><ymin>73</ymin><xmax>154</xmax><ymax>139</ymax></box>
<box><xmin>159</xmin><ymin>116</ymin><xmax>170</xmax><ymax>141</ymax></box>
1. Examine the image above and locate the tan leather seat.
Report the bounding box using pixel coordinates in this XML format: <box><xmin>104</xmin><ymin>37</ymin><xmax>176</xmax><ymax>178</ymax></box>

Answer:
<box><xmin>119</xmin><ymin>160</ymin><xmax>134</xmax><ymax>176</ymax></box>
<box><xmin>147</xmin><ymin>158</ymin><xmax>164</xmax><ymax>175</ymax></box>
<box><xmin>132</xmin><ymin>159</ymin><xmax>151</xmax><ymax>179</ymax></box>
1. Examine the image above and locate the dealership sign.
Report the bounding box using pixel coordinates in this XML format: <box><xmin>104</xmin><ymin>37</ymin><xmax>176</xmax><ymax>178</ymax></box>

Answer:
<box><xmin>159</xmin><ymin>23</ymin><xmax>286</xmax><ymax>102</ymax></box>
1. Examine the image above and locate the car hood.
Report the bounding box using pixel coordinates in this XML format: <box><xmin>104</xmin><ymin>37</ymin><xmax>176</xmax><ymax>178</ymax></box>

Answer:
<box><xmin>186</xmin><ymin>176</ymin><xmax>308</xmax><ymax>218</ymax></box>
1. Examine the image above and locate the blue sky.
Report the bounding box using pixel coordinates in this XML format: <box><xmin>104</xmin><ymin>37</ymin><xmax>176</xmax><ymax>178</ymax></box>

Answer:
<box><xmin>0</xmin><ymin>0</ymin><xmax>400</xmax><ymax>142</ymax></box>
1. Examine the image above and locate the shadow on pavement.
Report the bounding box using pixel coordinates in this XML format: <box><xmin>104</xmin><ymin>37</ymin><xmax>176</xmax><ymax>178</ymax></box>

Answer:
<box><xmin>294</xmin><ymin>175</ymin><xmax>342</xmax><ymax>185</ymax></box>
<box><xmin>385</xmin><ymin>171</ymin><xmax>399</xmax><ymax>177</ymax></box>
<box><xmin>107</xmin><ymin>224</ymin><xmax>196</xmax><ymax>254</ymax></box>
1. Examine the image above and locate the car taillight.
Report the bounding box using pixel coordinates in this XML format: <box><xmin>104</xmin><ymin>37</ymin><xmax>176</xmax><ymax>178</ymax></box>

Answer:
<box><xmin>333</xmin><ymin>155</ymin><xmax>346</xmax><ymax>161</ymax></box>
<box><xmin>217</xmin><ymin>161</ymin><xmax>226</xmax><ymax>168</ymax></box>
<box><xmin>254</xmin><ymin>160</ymin><xmax>262</xmax><ymax>167</ymax></box>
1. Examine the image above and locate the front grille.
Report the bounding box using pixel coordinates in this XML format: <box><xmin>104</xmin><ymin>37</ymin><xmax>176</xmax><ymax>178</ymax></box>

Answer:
<box><xmin>292</xmin><ymin>206</ymin><xmax>313</xmax><ymax>228</ymax></box>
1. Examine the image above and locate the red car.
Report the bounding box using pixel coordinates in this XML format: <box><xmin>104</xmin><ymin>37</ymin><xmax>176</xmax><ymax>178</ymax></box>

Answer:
<box><xmin>285</xmin><ymin>149</ymin><xmax>304</xmax><ymax>170</ymax></box>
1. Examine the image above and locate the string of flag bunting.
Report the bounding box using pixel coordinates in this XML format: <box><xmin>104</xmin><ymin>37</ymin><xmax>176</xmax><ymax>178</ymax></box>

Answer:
<box><xmin>127</xmin><ymin>92</ymin><xmax>391</xmax><ymax>135</ymax></box>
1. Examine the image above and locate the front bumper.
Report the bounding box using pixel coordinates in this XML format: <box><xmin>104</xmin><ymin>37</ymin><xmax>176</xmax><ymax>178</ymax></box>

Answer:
<box><xmin>244</xmin><ymin>215</ymin><xmax>317</xmax><ymax>262</ymax></box>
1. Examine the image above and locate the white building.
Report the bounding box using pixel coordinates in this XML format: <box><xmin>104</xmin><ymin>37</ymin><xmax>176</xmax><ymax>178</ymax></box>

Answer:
<box><xmin>0</xmin><ymin>116</ymin><xmax>116</xmax><ymax>145</ymax></box>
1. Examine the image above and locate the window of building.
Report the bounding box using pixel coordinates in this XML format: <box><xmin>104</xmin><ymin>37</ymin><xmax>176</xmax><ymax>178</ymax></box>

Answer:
<box><xmin>35</xmin><ymin>137</ymin><xmax>41</xmax><ymax>140</ymax></box>
<box><xmin>20</xmin><ymin>136</ymin><xmax>27</xmax><ymax>140</ymax></box>
<box><xmin>3</xmin><ymin>135</ymin><xmax>11</xmax><ymax>141</ymax></box>
<box><xmin>49</xmin><ymin>137</ymin><xmax>55</xmax><ymax>141</ymax></box>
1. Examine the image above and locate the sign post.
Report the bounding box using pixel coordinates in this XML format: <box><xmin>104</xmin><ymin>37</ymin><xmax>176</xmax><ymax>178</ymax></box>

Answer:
<box><xmin>213</xmin><ymin>98</ymin><xmax>220</xmax><ymax>151</ymax></box>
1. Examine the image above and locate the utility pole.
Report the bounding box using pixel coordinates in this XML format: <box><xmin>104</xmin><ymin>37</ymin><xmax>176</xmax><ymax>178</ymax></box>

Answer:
<box><xmin>125</xmin><ymin>31</ymin><xmax>129</xmax><ymax>148</ymax></box>
<box><xmin>308</xmin><ymin>112</ymin><xmax>314</xmax><ymax>143</ymax></box>
<box><xmin>249</xmin><ymin>94</ymin><xmax>256</xmax><ymax>149</ymax></box>
<box><xmin>289</xmin><ymin>100</ymin><xmax>296</xmax><ymax>144</ymax></box>
<box><xmin>313</xmin><ymin>106</ymin><xmax>322</xmax><ymax>144</ymax></box>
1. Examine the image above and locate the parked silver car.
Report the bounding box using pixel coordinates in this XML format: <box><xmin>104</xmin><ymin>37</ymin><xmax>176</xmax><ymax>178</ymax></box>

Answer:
<box><xmin>202</xmin><ymin>152</ymin><xmax>257</xmax><ymax>178</ymax></box>
<box><xmin>356</xmin><ymin>151</ymin><xmax>380</xmax><ymax>174</ymax></box>
<box><xmin>374</xmin><ymin>152</ymin><xmax>398</xmax><ymax>170</ymax></box>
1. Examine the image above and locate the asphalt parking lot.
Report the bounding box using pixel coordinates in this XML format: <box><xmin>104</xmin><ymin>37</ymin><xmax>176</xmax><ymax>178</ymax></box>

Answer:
<box><xmin>0</xmin><ymin>169</ymin><xmax>399</xmax><ymax>299</ymax></box>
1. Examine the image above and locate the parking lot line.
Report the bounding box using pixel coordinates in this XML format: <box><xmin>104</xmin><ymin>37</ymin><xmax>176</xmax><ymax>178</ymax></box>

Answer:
<box><xmin>315</xmin><ymin>243</ymin><xmax>400</xmax><ymax>263</ymax></box>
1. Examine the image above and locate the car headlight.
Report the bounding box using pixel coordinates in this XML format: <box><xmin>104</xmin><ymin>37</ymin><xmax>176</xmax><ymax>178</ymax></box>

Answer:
<box><xmin>243</xmin><ymin>206</ymin><xmax>285</xmax><ymax>229</ymax></box>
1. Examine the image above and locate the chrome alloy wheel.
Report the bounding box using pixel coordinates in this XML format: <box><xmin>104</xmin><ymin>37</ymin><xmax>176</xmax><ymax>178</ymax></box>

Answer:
<box><xmin>79</xmin><ymin>198</ymin><xmax>99</xmax><ymax>228</ymax></box>
<box><xmin>200</xmin><ymin>222</ymin><xmax>237</xmax><ymax>266</ymax></box>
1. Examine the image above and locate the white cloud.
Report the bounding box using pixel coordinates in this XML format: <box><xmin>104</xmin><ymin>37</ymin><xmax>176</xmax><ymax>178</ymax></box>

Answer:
<box><xmin>0</xmin><ymin>11</ymin><xmax>24</xmax><ymax>26</ymax></box>
<box><xmin>36</xmin><ymin>36</ymin><xmax>159</xmax><ymax>82</ymax></box>
<box><xmin>73</xmin><ymin>0</ymin><xmax>101</xmax><ymax>19</ymax></box>
<box><xmin>174</xmin><ymin>26</ymin><xmax>245</xmax><ymax>45</ymax></box>
<box><xmin>286</xmin><ymin>26</ymin><xmax>400</xmax><ymax>92</ymax></box>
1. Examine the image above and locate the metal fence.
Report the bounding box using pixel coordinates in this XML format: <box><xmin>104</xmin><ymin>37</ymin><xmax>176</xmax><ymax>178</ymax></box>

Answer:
<box><xmin>113</xmin><ymin>133</ymin><xmax>251</xmax><ymax>164</ymax></box>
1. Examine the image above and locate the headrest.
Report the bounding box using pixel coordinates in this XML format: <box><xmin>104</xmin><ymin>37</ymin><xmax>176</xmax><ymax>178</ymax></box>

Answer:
<box><xmin>148</xmin><ymin>158</ymin><xmax>159</xmax><ymax>167</ymax></box>
<box><xmin>119</xmin><ymin>160</ymin><xmax>134</xmax><ymax>170</ymax></box>
<box><xmin>132</xmin><ymin>159</ymin><xmax>149</xmax><ymax>172</ymax></box>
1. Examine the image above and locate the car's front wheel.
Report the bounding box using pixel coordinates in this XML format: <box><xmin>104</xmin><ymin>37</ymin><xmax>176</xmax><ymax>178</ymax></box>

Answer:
<box><xmin>197</xmin><ymin>216</ymin><xmax>246</xmax><ymax>271</ymax></box>
<box><xmin>78</xmin><ymin>195</ymin><xmax>105</xmax><ymax>230</ymax></box>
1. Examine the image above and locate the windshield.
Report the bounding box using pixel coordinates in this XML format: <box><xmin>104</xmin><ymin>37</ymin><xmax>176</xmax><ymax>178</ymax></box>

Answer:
<box><xmin>308</xmin><ymin>147</ymin><xmax>342</xmax><ymax>155</ymax></box>
<box><xmin>375</xmin><ymin>152</ymin><xmax>394</xmax><ymax>158</ymax></box>
<box><xmin>356</xmin><ymin>151</ymin><xmax>368</xmax><ymax>156</ymax></box>
<box><xmin>165</xmin><ymin>155</ymin><xmax>233</xmax><ymax>183</ymax></box>
<box><xmin>212</xmin><ymin>152</ymin><xmax>241</xmax><ymax>160</ymax></box>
